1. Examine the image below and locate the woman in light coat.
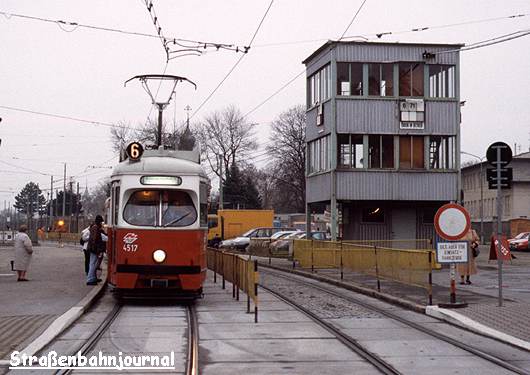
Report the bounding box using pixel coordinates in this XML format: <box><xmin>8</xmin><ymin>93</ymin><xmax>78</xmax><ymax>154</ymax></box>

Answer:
<box><xmin>457</xmin><ymin>228</ymin><xmax>480</xmax><ymax>285</ymax></box>
<box><xmin>14</xmin><ymin>224</ymin><xmax>33</xmax><ymax>281</ymax></box>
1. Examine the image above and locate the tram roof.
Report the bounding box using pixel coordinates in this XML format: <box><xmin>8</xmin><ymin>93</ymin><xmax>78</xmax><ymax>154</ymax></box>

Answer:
<box><xmin>111</xmin><ymin>149</ymin><xmax>207</xmax><ymax>178</ymax></box>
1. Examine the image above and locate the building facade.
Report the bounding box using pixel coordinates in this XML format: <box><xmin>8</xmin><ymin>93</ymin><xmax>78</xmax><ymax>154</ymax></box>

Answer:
<box><xmin>303</xmin><ymin>41</ymin><xmax>462</xmax><ymax>241</ymax></box>
<box><xmin>462</xmin><ymin>151</ymin><xmax>530</xmax><ymax>239</ymax></box>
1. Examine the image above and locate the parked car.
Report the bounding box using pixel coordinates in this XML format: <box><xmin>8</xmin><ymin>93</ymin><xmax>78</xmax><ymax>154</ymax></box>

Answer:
<box><xmin>220</xmin><ymin>227</ymin><xmax>295</xmax><ymax>251</ymax></box>
<box><xmin>269</xmin><ymin>230</ymin><xmax>300</xmax><ymax>241</ymax></box>
<box><xmin>270</xmin><ymin>231</ymin><xmax>329</xmax><ymax>254</ymax></box>
<box><xmin>508</xmin><ymin>232</ymin><xmax>530</xmax><ymax>251</ymax></box>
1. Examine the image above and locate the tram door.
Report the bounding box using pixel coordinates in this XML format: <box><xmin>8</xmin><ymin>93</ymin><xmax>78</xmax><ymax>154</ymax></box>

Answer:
<box><xmin>109</xmin><ymin>183</ymin><xmax>120</xmax><ymax>275</ymax></box>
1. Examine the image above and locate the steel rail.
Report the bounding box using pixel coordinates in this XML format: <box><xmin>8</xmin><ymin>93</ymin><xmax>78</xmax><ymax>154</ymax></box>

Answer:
<box><xmin>186</xmin><ymin>305</ymin><xmax>199</xmax><ymax>375</ymax></box>
<box><xmin>262</xmin><ymin>267</ymin><xmax>529</xmax><ymax>375</ymax></box>
<box><xmin>260</xmin><ymin>284</ymin><xmax>401</xmax><ymax>375</ymax></box>
<box><xmin>54</xmin><ymin>303</ymin><xmax>122</xmax><ymax>375</ymax></box>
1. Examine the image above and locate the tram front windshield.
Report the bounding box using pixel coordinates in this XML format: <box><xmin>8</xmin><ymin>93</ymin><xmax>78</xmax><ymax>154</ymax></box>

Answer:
<box><xmin>123</xmin><ymin>190</ymin><xmax>197</xmax><ymax>227</ymax></box>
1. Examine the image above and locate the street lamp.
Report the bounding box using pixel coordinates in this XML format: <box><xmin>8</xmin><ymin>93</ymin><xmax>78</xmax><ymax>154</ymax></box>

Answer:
<box><xmin>461</xmin><ymin>151</ymin><xmax>485</xmax><ymax>244</ymax></box>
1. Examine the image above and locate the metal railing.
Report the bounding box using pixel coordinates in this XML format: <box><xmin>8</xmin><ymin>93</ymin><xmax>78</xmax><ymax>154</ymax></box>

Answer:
<box><xmin>293</xmin><ymin>239</ymin><xmax>433</xmax><ymax>305</ymax></box>
<box><xmin>206</xmin><ymin>248</ymin><xmax>259</xmax><ymax>322</ymax></box>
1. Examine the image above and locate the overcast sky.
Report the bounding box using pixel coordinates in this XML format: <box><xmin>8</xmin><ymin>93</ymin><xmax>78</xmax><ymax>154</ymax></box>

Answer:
<box><xmin>1</xmin><ymin>0</ymin><xmax>529</xmax><ymax>205</ymax></box>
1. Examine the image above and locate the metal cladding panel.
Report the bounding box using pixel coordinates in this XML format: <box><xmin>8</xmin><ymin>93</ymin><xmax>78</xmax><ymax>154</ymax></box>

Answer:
<box><xmin>512</xmin><ymin>158</ymin><xmax>530</xmax><ymax>181</ymax></box>
<box><xmin>336</xmin><ymin>44</ymin><xmax>459</xmax><ymax>65</ymax></box>
<box><xmin>336</xmin><ymin>99</ymin><xmax>458</xmax><ymax>135</ymax></box>
<box><xmin>337</xmin><ymin>99</ymin><xmax>397</xmax><ymax>134</ymax></box>
<box><xmin>337</xmin><ymin>171</ymin><xmax>393</xmax><ymax>199</ymax></box>
<box><xmin>426</xmin><ymin>100</ymin><xmax>458</xmax><ymax>134</ymax></box>
<box><xmin>307</xmin><ymin>172</ymin><xmax>332</xmax><ymax>203</ymax></box>
<box><xmin>306</xmin><ymin>49</ymin><xmax>332</xmax><ymax>76</ymax></box>
<box><xmin>337</xmin><ymin>171</ymin><xmax>457</xmax><ymax>201</ymax></box>
<box><xmin>359</xmin><ymin>223</ymin><xmax>392</xmax><ymax>240</ymax></box>
<box><xmin>306</xmin><ymin>101</ymin><xmax>332</xmax><ymax>141</ymax></box>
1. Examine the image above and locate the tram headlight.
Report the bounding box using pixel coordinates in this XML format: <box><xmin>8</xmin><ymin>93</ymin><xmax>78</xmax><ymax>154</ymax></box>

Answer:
<box><xmin>153</xmin><ymin>249</ymin><xmax>166</xmax><ymax>263</ymax></box>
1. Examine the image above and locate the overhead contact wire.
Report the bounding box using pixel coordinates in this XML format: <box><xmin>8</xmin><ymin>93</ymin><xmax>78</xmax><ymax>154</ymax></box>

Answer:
<box><xmin>187</xmin><ymin>0</ymin><xmax>275</xmax><ymax>123</ymax></box>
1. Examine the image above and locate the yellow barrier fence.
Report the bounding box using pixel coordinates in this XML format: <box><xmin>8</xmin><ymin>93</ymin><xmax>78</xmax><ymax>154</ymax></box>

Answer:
<box><xmin>45</xmin><ymin>232</ymin><xmax>80</xmax><ymax>244</ymax></box>
<box><xmin>248</xmin><ymin>238</ymin><xmax>271</xmax><ymax>256</ymax></box>
<box><xmin>293</xmin><ymin>239</ymin><xmax>312</xmax><ymax>268</ymax></box>
<box><xmin>293</xmin><ymin>240</ymin><xmax>433</xmax><ymax>305</ymax></box>
<box><xmin>206</xmin><ymin>248</ymin><xmax>259</xmax><ymax>322</ymax></box>
<box><xmin>343</xmin><ymin>239</ymin><xmax>434</xmax><ymax>249</ymax></box>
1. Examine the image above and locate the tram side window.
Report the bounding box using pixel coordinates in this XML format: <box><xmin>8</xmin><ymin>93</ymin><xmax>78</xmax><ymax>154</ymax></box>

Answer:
<box><xmin>161</xmin><ymin>190</ymin><xmax>197</xmax><ymax>227</ymax></box>
<box><xmin>113</xmin><ymin>186</ymin><xmax>120</xmax><ymax>225</ymax></box>
<box><xmin>199</xmin><ymin>182</ymin><xmax>208</xmax><ymax>227</ymax></box>
<box><xmin>123</xmin><ymin>191</ymin><xmax>160</xmax><ymax>226</ymax></box>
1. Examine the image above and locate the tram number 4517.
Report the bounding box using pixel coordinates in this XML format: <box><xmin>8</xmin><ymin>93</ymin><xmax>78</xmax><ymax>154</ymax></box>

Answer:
<box><xmin>123</xmin><ymin>244</ymin><xmax>138</xmax><ymax>252</ymax></box>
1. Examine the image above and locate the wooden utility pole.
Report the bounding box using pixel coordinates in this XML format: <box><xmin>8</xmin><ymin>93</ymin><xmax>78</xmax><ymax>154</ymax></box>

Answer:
<box><xmin>69</xmin><ymin>178</ymin><xmax>74</xmax><ymax>232</ymax></box>
<box><xmin>62</xmin><ymin>163</ymin><xmax>66</xmax><ymax>217</ymax></box>
<box><xmin>219</xmin><ymin>154</ymin><xmax>224</xmax><ymax>210</ymax></box>
<box><xmin>49</xmin><ymin>176</ymin><xmax>54</xmax><ymax>230</ymax></box>
<box><xmin>75</xmin><ymin>182</ymin><xmax>80</xmax><ymax>232</ymax></box>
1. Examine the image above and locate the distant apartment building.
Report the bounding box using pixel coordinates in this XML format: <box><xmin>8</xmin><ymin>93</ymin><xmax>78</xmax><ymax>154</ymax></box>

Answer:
<box><xmin>303</xmin><ymin>41</ymin><xmax>462</xmax><ymax>241</ymax></box>
<box><xmin>462</xmin><ymin>151</ymin><xmax>530</xmax><ymax>238</ymax></box>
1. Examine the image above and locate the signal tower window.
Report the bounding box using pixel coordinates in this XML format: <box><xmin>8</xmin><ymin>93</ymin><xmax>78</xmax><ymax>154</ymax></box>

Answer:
<box><xmin>399</xmin><ymin>63</ymin><xmax>424</xmax><ymax>97</ymax></box>
<box><xmin>338</xmin><ymin>134</ymin><xmax>364</xmax><ymax>168</ymax></box>
<box><xmin>429</xmin><ymin>65</ymin><xmax>455</xmax><ymax>98</ymax></box>
<box><xmin>307</xmin><ymin>64</ymin><xmax>331</xmax><ymax>108</ymax></box>
<box><xmin>429</xmin><ymin>136</ymin><xmax>455</xmax><ymax>169</ymax></box>
<box><xmin>308</xmin><ymin>135</ymin><xmax>331</xmax><ymax>174</ymax></box>
<box><xmin>337</xmin><ymin>63</ymin><xmax>363</xmax><ymax>96</ymax></box>
<box><xmin>399</xmin><ymin>136</ymin><xmax>424</xmax><ymax>169</ymax></box>
<box><xmin>368</xmin><ymin>135</ymin><xmax>394</xmax><ymax>169</ymax></box>
<box><xmin>368</xmin><ymin>63</ymin><xmax>393</xmax><ymax>96</ymax></box>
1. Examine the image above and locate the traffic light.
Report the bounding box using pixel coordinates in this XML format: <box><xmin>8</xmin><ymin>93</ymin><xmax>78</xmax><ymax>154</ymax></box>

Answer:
<box><xmin>487</xmin><ymin>167</ymin><xmax>512</xmax><ymax>189</ymax></box>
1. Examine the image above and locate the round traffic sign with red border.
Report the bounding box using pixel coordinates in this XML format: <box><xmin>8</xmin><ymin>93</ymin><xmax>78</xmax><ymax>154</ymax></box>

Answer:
<box><xmin>434</xmin><ymin>203</ymin><xmax>471</xmax><ymax>241</ymax></box>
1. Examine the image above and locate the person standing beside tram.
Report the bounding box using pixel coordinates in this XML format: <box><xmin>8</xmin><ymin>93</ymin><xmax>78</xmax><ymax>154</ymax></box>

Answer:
<box><xmin>86</xmin><ymin>215</ymin><xmax>106</xmax><ymax>285</ymax></box>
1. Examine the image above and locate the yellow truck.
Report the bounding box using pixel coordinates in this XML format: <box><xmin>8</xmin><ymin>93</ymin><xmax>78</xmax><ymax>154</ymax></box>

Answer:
<box><xmin>208</xmin><ymin>209</ymin><xmax>274</xmax><ymax>242</ymax></box>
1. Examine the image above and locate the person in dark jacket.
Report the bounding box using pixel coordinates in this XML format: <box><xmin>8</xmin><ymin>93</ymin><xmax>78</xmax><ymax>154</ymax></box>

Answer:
<box><xmin>86</xmin><ymin>215</ymin><xmax>106</xmax><ymax>285</ymax></box>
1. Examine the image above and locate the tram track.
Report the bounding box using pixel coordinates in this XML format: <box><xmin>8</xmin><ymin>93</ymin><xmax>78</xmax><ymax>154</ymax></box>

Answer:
<box><xmin>54</xmin><ymin>303</ymin><xmax>123</xmax><ymax>375</ymax></box>
<box><xmin>50</xmin><ymin>302</ymin><xmax>199</xmax><ymax>375</ymax></box>
<box><xmin>186</xmin><ymin>305</ymin><xmax>199</xmax><ymax>375</ymax></box>
<box><xmin>261</xmin><ymin>267</ymin><xmax>530</xmax><ymax>375</ymax></box>
<box><xmin>260</xmin><ymin>283</ymin><xmax>400</xmax><ymax>374</ymax></box>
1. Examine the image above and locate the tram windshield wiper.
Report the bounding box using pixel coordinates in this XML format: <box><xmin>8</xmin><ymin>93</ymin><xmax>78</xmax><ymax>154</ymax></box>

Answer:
<box><xmin>163</xmin><ymin>211</ymin><xmax>192</xmax><ymax>227</ymax></box>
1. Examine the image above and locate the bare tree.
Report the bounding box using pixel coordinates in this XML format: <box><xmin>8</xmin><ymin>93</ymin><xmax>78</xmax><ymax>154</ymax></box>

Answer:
<box><xmin>81</xmin><ymin>179</ymin><xmax>111</xmax><ymax>220</ymax></box>
<box><xmin>110</xmin><ymin>119</ymin><xmax>195</xmax><ymax>153</ymax></box>
<box><xmin>195</xmin><ymin>105</ymin><xmax>257</xmax><ymax>180</ymax></box>
<box><xmin>246</xmin><ymin>165</ymin><xmax>275</xmax><ymax>209</ymax></box>
<box><xmin>109</xmin><ymin>122</ymin><xmax>134</xmax><ymax>153</ymax></box>
<box><xmin>266</xmin><ymin>105</ymin><xmax>306</xmax><ymax>213</ymax></box>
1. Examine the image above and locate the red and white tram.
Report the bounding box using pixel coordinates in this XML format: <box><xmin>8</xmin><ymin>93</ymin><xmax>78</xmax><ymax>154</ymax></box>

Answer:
<box><xmin>106</xmin><ymin>146</ymin><xmax>209</xmax><ymax>298</ymax></box>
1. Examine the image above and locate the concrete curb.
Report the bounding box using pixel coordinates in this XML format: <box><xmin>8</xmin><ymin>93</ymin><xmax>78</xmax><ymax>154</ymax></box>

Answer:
<box><xmin>0</xmin><ymin>268</ymin><xmax>107</xmax><ymax>366</ymax></box>
<box><xmin>259</xmin><ymin>262</ymin><xmax>426</xmax><ymax>313</ymax></box>
<box><xmin>426</xmin><ymin>305</ymin><xmax>530</xmax><ymax>352</ymax></box>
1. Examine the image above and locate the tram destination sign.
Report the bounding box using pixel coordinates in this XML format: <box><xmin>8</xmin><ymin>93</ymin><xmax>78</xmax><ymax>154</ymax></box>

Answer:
<box><xmin>436</xmin><ymin>242</ymin><xmax>468</xmax><ymax>264</ymax></box>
